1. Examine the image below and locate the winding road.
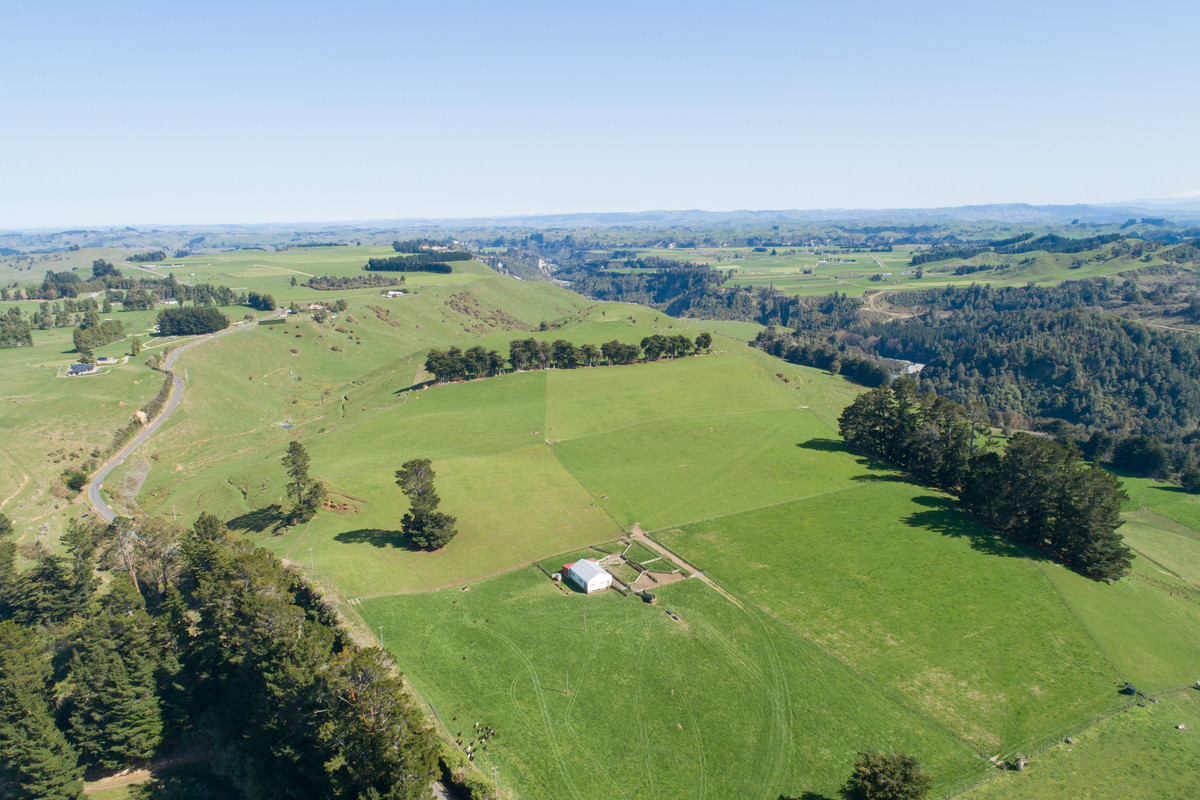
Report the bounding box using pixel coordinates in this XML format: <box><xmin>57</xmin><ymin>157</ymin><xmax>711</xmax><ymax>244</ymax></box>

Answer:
<box><xmin>85</xmin><ymin>321</ymin><xmax>255</xmax><ymax>522</ymax></box>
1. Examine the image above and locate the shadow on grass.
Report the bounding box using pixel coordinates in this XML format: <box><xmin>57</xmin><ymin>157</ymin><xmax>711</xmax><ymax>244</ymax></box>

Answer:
<box><xmin>226</xmin><ymin>505</ymin><xmax>288</xmax><ymax>534</ymax></box>
<box><xmin>795</xmin><ymin>438</ymin><xmax>845</xmax><ymax>453</ymax></box>
<box><xmin>334</xmin><ymin>528</ymin><xmax>415</xmax><ymax>549</ymax></box>
<box><xmin>393</xmin><ymin>380</ymin><xmax>435</xmax><ymax>395</ymax></box>
<box><xmin>902</xmin><ymin>495</ymin><xmax>1046</xmax><ymax>563</ymax></box>
<box><xmin>779</xmin><ymin>793</ymin><xmax>835</xmax><ymax>800</ymax></box>
<box><xmin>849</xmin><ymin>473</ymin><xmax>910</xmax><ymax>484</ymax></box>
<box><xmin>796</xmin><ymin>438</ymin><xmax>891</xmax><ymax>472</ymax></box>
<box><xmin>1150</xmin><ymin>484</ymin><xmax>1190</xmax><ymax>495</ymax></box>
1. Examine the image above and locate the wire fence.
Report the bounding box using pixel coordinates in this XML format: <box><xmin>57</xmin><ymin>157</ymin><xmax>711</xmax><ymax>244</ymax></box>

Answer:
<box><xmin>934</xmin><ymin>683</ymin><xmax>1198</xmax><ymax>798</ymax></box>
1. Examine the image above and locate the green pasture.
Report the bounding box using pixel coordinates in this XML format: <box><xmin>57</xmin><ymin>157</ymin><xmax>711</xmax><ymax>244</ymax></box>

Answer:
<box><xmin>964</xmin><ymin>689</ymin><xmax>1200</xmax><ymax>800</ymax></box>
<box><xmin>0</xmin><ymin>318</ymin><xmax>162</xmax><ymax>546</ymax></box>
<box><xmin>620</xmin><ymin>244</ymin><xmax>1160</xmax><ymax>298</ymax></box>
<box><xmin>655</xmin><ymin>481</ymin><xmax>1126</xmax><ymax>756</ymax></box>
<box><xmin>359</xmin><ymin>569</ymin><xmax>982</xmax><ymax>800</ymax></box>
<box><xmin>7</xmin><ymin>246</ymin><xmax>1199</xmax><ymax>799</ymax></box>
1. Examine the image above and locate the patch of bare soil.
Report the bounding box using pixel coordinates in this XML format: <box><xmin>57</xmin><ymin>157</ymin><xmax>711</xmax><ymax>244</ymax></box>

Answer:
<box><xmin>631</xmin><ymin>571</ymin><xmax>685</xmax><ymax>592</ymax></box>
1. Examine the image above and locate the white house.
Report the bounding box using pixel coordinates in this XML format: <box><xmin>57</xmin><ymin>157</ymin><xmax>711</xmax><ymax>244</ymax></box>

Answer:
<box><xmin>565</xmin><ymin>559</ymin><xmax>612</xmax><ymax>594</ymax></box>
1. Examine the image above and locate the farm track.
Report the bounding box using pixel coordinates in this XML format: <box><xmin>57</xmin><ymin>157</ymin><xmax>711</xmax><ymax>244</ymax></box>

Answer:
<box><xmin>85</xmin><ymin>319</ymin><xmax>266</xmax><ymax>522</ymax></box>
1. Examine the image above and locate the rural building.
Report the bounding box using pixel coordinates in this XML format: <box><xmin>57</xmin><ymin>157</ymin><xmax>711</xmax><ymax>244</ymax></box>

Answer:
<box><xmin>564</xmin><ymin>559</ymin><xmax>612</xmax><ymax>594</ymax></box>
<box><xmin>385</xmin><ymin>290</ymin><xmax>405</xmax><ymax>297</ymax></box>
<box><xmin>67</xmin><ymin>363</ymin><xmax>95</xmax><ymax>376</ymax></box>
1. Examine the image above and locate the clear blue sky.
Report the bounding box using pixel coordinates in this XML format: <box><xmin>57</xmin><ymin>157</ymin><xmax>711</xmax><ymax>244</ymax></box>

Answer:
<box><xmin>3</xmin><ymin>0</ymin><xmax>1198</xmax><ymax>227</ymax></box>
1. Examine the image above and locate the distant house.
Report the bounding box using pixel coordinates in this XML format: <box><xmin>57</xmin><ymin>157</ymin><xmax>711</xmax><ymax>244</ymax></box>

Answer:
<box><xmin>307</xmin><ymin>303</ymin><xmax>325</xmax><ymax>311</ymax></box>
<box><xmin>564</xmin><ymin>559</ymin><xmax>613</xmax><ymax>594</ymax></box>
<box><xmin>385</xmin><ymin>290</ymin><xmax>405</xmax><ymax>298</ymax></box>
<box><xmin>160</xmin><ymin>298</ymin><xmax>179</xmax><ymax>305</ymax></box>
<box><xmin>67</xmin><ymin>363</ymin><xmax>95</xmax><ymax>376</ymax></box>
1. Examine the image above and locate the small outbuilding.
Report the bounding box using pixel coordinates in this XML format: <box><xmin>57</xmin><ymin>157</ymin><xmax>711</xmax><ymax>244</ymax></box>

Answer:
<box><xmin>565</xmin><ymin>559</ymin><xmax>612</xmax><ymax>594</ymax></box>
<box><xmin>67</xmin><ymin>363</ymin><xmax>95</xmax><ymax>376</ymax></box>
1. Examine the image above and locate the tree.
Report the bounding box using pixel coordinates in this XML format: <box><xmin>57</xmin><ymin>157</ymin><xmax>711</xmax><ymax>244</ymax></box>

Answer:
<box><xmin>282</xmin><ymin>440</ymin><xmax>322</xmax><ymax>523</ymax></box>
<box><xmin>1181</xmin><ymin>464</ymin><xmax>1200</xmax><ymax>494</ymax></box>
<box><xmin>0</xmin><ymin>513</ymin><xmax>15</xmax><ymax>615</ymax></box>
<box><xmin>839</xmin><ymin>750</ymin><xmax>931</xmax><ymax>800</ymax></box>
<box><xmin>130</xmin><ymin>336</ymin><xmax>142</xmax><ymax>356</ymax></box>
<box><xmin>1113</xmin><ymin>435</ymin><xmax>1170</xmax><ymax>478</ymax></box>
<box><xmin>695</xmin><ymin>331</ymin><xmax>712</xmax><ymax>352</ymax></box>
<box><xmin>395</xmin><ymin>459</ymin><xmax>457</xmax><ymax>550</ymax></box>
<box><xmin>66</xmin><ymin>613</ymin><xmax>163</xmax><ymax>771</ymax></box>
<box><xmin>0</xmin><ymin>621</ymin><xmax>85</xmax><ymax>800</ymax></box>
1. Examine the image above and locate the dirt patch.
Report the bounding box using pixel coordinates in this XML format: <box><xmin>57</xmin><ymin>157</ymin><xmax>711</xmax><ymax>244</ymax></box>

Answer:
<box><xmin>631</xmin><ymin>571</ymin><xmax>686</xmax><ymax>592</ymax></box>
<box><xmin>323</xmin><ymin>501</ymin><xmax>358</xmax><ymax>513</ymax></box>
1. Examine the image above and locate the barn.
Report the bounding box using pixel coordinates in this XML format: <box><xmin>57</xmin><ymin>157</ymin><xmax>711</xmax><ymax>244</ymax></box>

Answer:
<box><xmin>565</xmin><ymin>559</ymin><xmax>612</xmax><ymax>594</ymax></box>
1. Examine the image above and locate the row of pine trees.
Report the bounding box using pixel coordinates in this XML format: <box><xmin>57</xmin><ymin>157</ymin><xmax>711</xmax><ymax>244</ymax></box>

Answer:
<box><xmin>838</xmin><ymin>379</ymin><xmax>1133</xmax><ymax>581</ymax></box>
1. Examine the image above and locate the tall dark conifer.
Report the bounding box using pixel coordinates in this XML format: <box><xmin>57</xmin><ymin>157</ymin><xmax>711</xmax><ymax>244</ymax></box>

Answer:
<box><xmin>0</xmin><ymin>621</ymin><xmax>84</xmax><ymax>800</ymax></box>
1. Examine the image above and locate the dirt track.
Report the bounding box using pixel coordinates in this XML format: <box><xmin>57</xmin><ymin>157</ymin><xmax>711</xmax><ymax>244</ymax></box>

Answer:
<box><xmin>630</xmin><ymin>525</ymin><xmax>744</xmax><ymax>610</ymax></box>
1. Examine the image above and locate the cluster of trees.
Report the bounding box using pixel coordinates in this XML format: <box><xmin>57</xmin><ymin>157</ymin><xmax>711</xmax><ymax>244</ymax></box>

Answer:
<box><xmin>743</xmin><ymin>278</ymin><xmax>1200</xmax><ymax>484</ymax></box>
<box><xmin>755</xmin><ymin>329</ymin><xmax>892</xmax><ymax>387</ymax></box>
<box><xmin>246</xmin><ymin>291</ymin><xmax>276</xmax><ymax>311</ymax></box>
<box><xmin>90</xmin><ymin>259</ymin><xmax>122</xmax><ymax>279</ymax></box>
<box><xmin>30</xmin><ymin>297</ymin><xmax>106</xmax><ymax>330</ymax></box>
<box><xmin>71</xmin><ymin>311</ymin><xmax>124</xmax><ymax>359</ymax></box>
<box><xmin>307</xmin><ymin>273</ymin><xmax>399</xmax><ymax>290</ymax></box>
<box><xmin>0</xmin><ymin>306</ymin><xmax>33</xmax><ymax>348</ymax></box>
<box><xmin>155</xmin><ymin>307</ymin><xmax>229</xmax><ymax>336</ymax></box>
<box><xmin>0</xmin><ymin>511</ymin><xmax>438</xmax><ymax>799</ymax></box>
<box><xmin>423</xmin><ymin>333</ymin><xmax>712</xmax><ymax>384</ymax></box>
<box><xmin>910</xmin><ymin>233</ymin><xmax>1125</xmax><ymax>265</ymax></box>
<box><xmin>364</xmin><ymin>252</ymin><xmax>471</xmax><ymax>273</ymax></box>
<box><xmin>424</xmin><ymin>346</ymin><xmax>507</xmax><ymax>382</ymax></box>
<box><xmin>396</xmin><ymin>459</ymin><xmax>458</xmax><ymax>550</ymax></box>
<box><xmin>126</xmin><ymin>250</ymin><xmax>167</xmax><ymax>263</ymax></box>
<box><xmin>838</xmin><ymin>379</ymin><xmax>1133</xmax><ymax>581</ymax></box>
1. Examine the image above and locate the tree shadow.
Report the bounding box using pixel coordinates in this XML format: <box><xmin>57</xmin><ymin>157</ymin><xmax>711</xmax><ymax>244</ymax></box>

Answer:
<box><xmin>1150</xmin><ymin>484</ymin><xmax>1189</xmax><ymax>495</ymax></box>
<box><xmin>795</xmin><ymin>438</ymin><xmax>845</xmax><ymax>453</ymax></box>
<box><xmin>779</xmin><ymin>793</ymin><xmax>835</xmax><ymax>800</ymax></box>
<box><xmin>796</xmin><ymin>438</ymin><xmax>891</xmax><ymax>472</ymax></box>
<box><xmin>226</xmin><ymin>504</ymin><xmax>288</xmax><ymax>534</ymax></box>
<box><xmin>849</xmin><ymin>473</ymin><xmax>910</xmax><ymax>484</ymax></box>
<box><xmin>334</xmin><ymin>528</ymin><xmax>414</xmax><ymax>549</ymax></box>
<box><xmin>393</xmin><ymin>380</ymin><xmax>435</xmax><ymax>395</ymax></box>
<box><xmin>902</xmin><ymin>494</ymin><xmax>1048</xmax><ymax>563</ymax></box>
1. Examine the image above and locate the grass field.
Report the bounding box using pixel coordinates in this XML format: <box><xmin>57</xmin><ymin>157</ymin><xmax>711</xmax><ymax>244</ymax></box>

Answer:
<box><xmin>965</xmin><ymin>689</ymin><xmax>1200</xmax><ymax>800</ymax></box>
<box><xmin>627</xmin><ymin>244</ymin><xmax>1168</xmax><ymax>298</ymax></box>
<box><xmin>5</xmin><ymin>243</ymin><xmax>1200</xmax><ymax>798</ymax></box>
<box><xmin>359</xmin><ymin>569</ymin><xmax>982</xmax><ymax>800</ymax></box>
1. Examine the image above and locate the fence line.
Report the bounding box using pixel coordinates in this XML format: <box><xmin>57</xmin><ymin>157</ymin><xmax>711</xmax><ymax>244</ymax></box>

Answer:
<box><xmin>936</xmin><ymin>684</ymin><xmax>1198</xmax><ymax>798</ymax></box>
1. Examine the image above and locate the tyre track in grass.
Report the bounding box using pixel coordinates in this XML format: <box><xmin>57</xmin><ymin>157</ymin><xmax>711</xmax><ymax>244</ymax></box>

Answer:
<box><xmin>488</xmin><ymin>625</ymin><xmax>584</xmax><ymax>800</ymax></box>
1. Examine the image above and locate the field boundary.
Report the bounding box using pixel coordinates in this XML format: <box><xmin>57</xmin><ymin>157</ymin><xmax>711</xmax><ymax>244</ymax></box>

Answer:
<box><xmin>937</xmin><ymin>683</ymin><xmax>1200</xmax><ymax>798</ymax></box>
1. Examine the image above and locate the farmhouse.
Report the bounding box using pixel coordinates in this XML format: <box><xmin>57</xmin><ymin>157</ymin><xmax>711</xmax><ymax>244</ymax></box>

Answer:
<box><xmin>564</xmin><ymin>559</ymin><xmax>612</xmax><ymax>594</ymax></box>
<box><xmin>67</xmin><ymin>363</ymin><xmax>95</xmax><ymax>376</ymax></box>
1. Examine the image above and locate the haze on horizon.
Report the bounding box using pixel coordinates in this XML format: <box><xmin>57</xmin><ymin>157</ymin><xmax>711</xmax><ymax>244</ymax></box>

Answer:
<box><xmin>4</xmin><ymin>0</ymin><xmax>1198</xmax><ymax>229</ymax></box>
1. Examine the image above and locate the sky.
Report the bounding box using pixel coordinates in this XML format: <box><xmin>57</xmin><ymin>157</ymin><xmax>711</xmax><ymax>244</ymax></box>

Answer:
<box><xmin>3</xmin><ymin>0</ymin><xmax>1199</xmax><ymax>227</ymax></box>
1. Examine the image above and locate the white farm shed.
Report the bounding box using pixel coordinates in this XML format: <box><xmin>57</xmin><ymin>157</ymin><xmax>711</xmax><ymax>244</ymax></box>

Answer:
<box><xmin>567</xmin><ymin>559</ymin><xmax>612</xmax><ymax>594</ymax></box>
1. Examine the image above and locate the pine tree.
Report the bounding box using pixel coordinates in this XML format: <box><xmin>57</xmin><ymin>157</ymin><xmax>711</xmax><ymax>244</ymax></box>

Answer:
<box><xmin>66</xmin><ymin>613</ymin><xmax>163</xmax><ymax>771</ymax></box>
<box><xmin>0</xmin><ymin>513</ymin><xmax>15</xmax><ymax>616</ymax></box>
<box><xmin>0</xmin><ymin>621</ymin><xmax>84</xmax><ymax>800</ymax></box>
<box><xmin>395</xmin><ymin>460</ymin><xmax>457</xmax><ymax>550</ymax></box>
